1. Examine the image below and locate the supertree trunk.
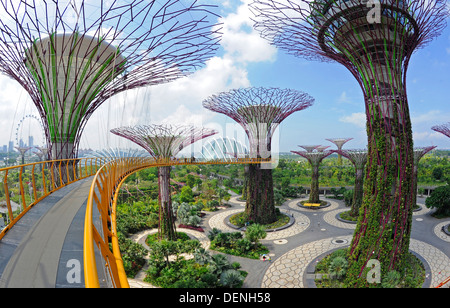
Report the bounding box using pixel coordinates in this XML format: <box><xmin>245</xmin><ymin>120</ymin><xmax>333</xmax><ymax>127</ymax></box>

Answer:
<box><xmin>158</xmin><ymin>166</ymin><xmax>177</xmax><ymax>241</ymax></box>
<box><xmin>347</xmin><ymin>94</ymin><xmax>415</xmax><ymax>287</ymax></box>
<box><xmin>309</xmin><ymin>164</ymin><xmax>320</xmax><ymax>204</ymax></box>
<box><xmin>242</xmin><ymin>164</ymin><xmax>249</xmax><ymax>200</ymax></box>
<box><xmin>246</xmin><ymin>163</ymin><xmax>276</xmax><ymax>224</ymax></box>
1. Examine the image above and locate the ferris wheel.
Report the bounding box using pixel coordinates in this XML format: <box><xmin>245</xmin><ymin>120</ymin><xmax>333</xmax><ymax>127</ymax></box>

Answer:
<box><xmin>14</xmin><ymin>114</ymin><xmax>46</xmax><ymax>148</ymax></box>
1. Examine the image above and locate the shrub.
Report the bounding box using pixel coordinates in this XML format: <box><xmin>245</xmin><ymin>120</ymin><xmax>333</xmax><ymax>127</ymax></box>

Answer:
<box><xmin>382</xmin><ymin>270</ymin><xmax>401</xmax><ymax>288</ymax></box>
<box><xmin>328</xmin><ymin>256</ymin><xmax>348</xmax><ymax>280</ymax></box>
<box><xmin>220</xmin><ymin>270</ymin><xmax>244</xmax><ymax>288</ymax></box>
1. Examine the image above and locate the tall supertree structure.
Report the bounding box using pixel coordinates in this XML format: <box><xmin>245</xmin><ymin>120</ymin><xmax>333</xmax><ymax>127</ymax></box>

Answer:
<box><xmin>337</xmin><ymin>149</ymin><xmax>368</xmax><ymax>217</ymax></box>
<box><xmin>0</xmin><ymin>0</ymin><xmax>221</xmax><ymax>161</ymax></box>
<box><xmin>250</xmin><ymin>0</ymin><xmax>448</xmax><ymax>286</ymax></box>
<box><xmin>111</xmin><ymin>124</ymin><xmax>217</xmax><ymax>241</ymax></box>
<box><xmin>291</xmin><ymin>147</ymin><xmax>333</xmax><ymax>204</ymax></box>
<box><xmin>203</xmin><ymin>87</ymin><xmax>314</xmax><ymax>224</ymax></box>
<box><xmin>432</xmin><ymin>123</ymin><xmax>450</xmax><ymax>138</ymax></box>
<box><xmin>326</xmin><ymin>138</ymin><xmax>353</xmax><ymax>164</ymax></box>
<box><xmin>15</xmin><ymin>146</ymin><xmax>31</xmax><ymax>165</ymax></box>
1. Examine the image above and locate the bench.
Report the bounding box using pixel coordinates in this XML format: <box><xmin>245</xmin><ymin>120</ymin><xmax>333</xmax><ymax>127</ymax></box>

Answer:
<box><xmin>303</xmin><ymin>203</ymin><xmax>321</xmax><ymax>208</ymax></box>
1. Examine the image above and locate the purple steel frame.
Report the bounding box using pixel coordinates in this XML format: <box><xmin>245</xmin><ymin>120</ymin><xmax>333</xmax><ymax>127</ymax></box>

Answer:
<box><xmin>432</xmin><ymin>123</ymin><xmax>450</xmax><ymax>138</ymax></box>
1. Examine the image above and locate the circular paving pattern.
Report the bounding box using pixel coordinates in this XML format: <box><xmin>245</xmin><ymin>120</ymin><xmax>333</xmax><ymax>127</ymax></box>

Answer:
<box><xmin>287</xmin><ymin>198</ymin><xmax>340</xmax><ymax>212</ymax></box>
<box><xmin>323</xmin><ymin>208</ymin><xmax>356</xmax><ymax>230</ymax></box>
<box><xmin>208</xmin><ymin>208</ymin><xmax>311</xmax><ymax>240</ymax></box>
<box><xmin>262</xmin><ymin>236</ymin><xmax>450</xmax><ymax>288</ymax></box>
<box><xmin>434</xmin><ymin>221</ymin><xmax>450</xmax><ymax>242</ymax></box>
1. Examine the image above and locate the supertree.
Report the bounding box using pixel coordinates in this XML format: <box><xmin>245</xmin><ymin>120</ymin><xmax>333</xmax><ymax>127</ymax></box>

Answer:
<box><xmin>299</xmin><ymin>145</ymin><xmax>321</xmax><ymax>152</ymax></box>
<box><xmin>110</xmin><ymin>124</ymin><xmax>217</xmax><ymax>241</ymax></box>
<box><xmin>337</xmin><ymin>149</ymin><xmax>368</xmax><ymax>217</ymax></box>
<box><xmin>203</xmin><ymin>87</ymin><xmax>314</xmax><ymax>224</ymax></box>
<box><xmin>0</xmin><ymin>0</ymin><xmax>221</xmax><ymax>162</ymax></box>
<box><xmin>250</xmin><ymin>0</ymin><xmax>448</xmax><ymax>286</ymax></box>
<box><xmin>432</xmin><ymin>123</ymin><xmax>450</xmax><ymax>138</ymax></box>
<box><xmin>15</xmin><ymin>146</ymin><xmax>31</xmax><ymax>165</ymax></box>
<box><xmin>291</xmin><ymin>147</ymin><xmax>333</xmax><ymax>204</ymax></box>
<box><xmin>326</xmin><ymin>138</ymin><xmax>353</xmax><ymax>164</ymax></box>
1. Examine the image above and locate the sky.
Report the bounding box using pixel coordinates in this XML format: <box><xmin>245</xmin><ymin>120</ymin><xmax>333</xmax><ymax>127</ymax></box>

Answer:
<box><xmin>2</xmin><ymin>0</ymin><xmax>449</xmax><ymax>156</ymax></box>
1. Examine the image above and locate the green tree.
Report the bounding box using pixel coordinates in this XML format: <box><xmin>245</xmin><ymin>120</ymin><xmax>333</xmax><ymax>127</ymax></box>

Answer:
<box><xmin>432</xmin><ymin>167</ymin><xmax>444</xmax><ymax>181</ymax></box>
<box><xmin>425</xmin><ymin>184</ymin><xmax>450</xmax><ymax>217</ymax></box>
<box><xmin>186</xmin><ymin>174</ymin><xmax>196</xmax><ymax>188</ymax></box>
<box><xmin>180</xmin><ymin>186</ymin><xmax>194</xmax><ymax>203</ymax></box>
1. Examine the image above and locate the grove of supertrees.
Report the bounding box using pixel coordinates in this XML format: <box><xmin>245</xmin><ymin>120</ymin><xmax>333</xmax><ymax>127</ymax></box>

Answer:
<box><xmin>0</xmin><ymin>0</ymin><xmax>221</xmax><ymax>161</ymax></box>
<box><xmin>337</xmin><ymin>149</ymin><xmax>368</xmax><ymax>218</ymax></box>
<box><xmin>291</xmin><ymin>147</ymin><xmax>333</xmax><ymax>204</ymax></box>
<box><xmin>110</xmin><ymin>124</ymin><xmax>217</xmax><ymax>241</ymax></box>
<box><xmin>203</xmin><ymin>87</ymin><xmax>314</xmax><ymax>224</ymax></box>
<box><xmin>250</xmin><ymin>0</ymin><xmax>448</xmax><ymax>286</ymax></box>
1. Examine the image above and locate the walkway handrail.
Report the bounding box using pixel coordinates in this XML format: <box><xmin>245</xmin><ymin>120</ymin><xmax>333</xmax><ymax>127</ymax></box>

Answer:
<box><xmin>0</xmin><ymin>157</ymin><xmax>108</xmax><ymax>241</ymax></box>
<box><xmin>83</xmin><ymin>156</ymin><xmax>273</xmax><ymax>288</ymax></box>
<box><xmin>436</xmin><ymin>275</ymin><xmax>450</xmax><ymax>288</ymax></box>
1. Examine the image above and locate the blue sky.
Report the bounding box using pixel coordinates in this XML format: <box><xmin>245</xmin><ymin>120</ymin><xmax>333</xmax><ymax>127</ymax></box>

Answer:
<box><xmin>2</xmin><ymin>0</ymin><xmax>449</xmax><ymax>154</ymax></box>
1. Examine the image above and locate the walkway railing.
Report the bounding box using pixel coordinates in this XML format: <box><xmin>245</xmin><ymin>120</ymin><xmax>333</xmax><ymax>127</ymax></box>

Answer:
<box><xmin>0</xmin><ymin>157</ymin><xmax>108</xmax><ymax>241</ymax></box>
<box><xmin>83</xmin><ymin>156</ymin><xmax>273</xmax><ymax>288</ymax></box>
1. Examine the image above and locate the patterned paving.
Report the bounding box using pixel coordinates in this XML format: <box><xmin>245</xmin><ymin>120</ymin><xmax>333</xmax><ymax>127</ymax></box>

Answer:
<box><xmin>128</xmin><ymin>196</ymin><xmax>450</xmax><ymax>288</ymax></box>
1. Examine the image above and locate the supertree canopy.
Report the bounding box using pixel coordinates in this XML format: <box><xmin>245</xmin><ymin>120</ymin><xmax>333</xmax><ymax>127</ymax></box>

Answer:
<box><xmin>291</xmin><ymin>147</ymin><xmax>333</xmax><ymax>204</ymax></box>
<box><xmin>250</xmin><ymin>0</ymin><xmax>448</xmax><ymax>286</ymax></box>
<box><xmin>326</xmin><ymin>138</ymin><xmax>353</xmax><ymax>164</ymax></box>
<box><xmin>0</xmin><ymin>0</ymin><xmax>221</xmax><ymax>160</ymax></box>
<box><xmin>337</xmin><ymin>149</ymin><xmax>368</xmax><ymax>217</ymax></box>
<box><xmin>432</xmin><ymin>123</ymin><xmax>450</xmax><ymax>138</ymax></box>
<box><xmin>203</xmin><ymin>87</ymin><xmax>314</xmax><ymax>224</ymax></box>
<box><xmin>111</xmin><ymin>124</ymin><xmax>217</xmax><ymax>240</ymax></box>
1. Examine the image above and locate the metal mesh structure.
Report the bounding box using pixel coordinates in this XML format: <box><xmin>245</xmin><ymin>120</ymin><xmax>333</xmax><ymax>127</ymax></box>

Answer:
<box><xmin>110</xmin><ymin>124</ymin><xmax>218</xmax><ymax>159</ymax></box>
<box><xmin>203</xmin><ymin>87</ymin><xmax>314</xmax><ymax>158</ymax></box>
<box><xmin>110</xmin><ymin>124</ymin><xmax>217</xmax><ymax>240</ymax></box>
<box><xmin>432</xmin><ymin>123</ymin><xmax>450</xmax><ymax>138</ymax></box>
<box><xmin>0</xmin><ymin>0</ymin><xmax>221</xmax><ymax>160</ymax></box>
<box><xmin>250</xmin><ymin>0</ymin><xmax>448</xmax><ymax>285</ymax></box>
<box><xmin>203</xmin><ymin>87</ymin><xmax>314</xmax><ymax>224</ymax></box>
<box><xmin>291</xmin><ymin>148</ymin><xmax>333</xmax><ymax>203</ymax></box>
<box><xmin>326</xmin><ymin>138</ymin><xmax>353</xmax><ymax>164</ymax></box>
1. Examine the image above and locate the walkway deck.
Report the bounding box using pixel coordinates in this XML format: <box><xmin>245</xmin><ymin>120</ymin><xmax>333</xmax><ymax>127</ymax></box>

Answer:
<box><xmin>0</xmin><ymin>178</ymin><xmax>92</xmax><ymax>288</ymax></box>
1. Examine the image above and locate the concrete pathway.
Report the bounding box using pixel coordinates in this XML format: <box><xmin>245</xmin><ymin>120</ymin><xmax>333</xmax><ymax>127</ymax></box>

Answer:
<box><xmin>0</xmin><ymin>178</ymin><xmax>92</xmax><ymax>288</ymax></box>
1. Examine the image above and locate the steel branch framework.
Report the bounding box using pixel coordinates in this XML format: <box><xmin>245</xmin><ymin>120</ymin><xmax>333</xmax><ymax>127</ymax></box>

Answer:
<box><xmin>0</xmin><ymin>0</ymin><xmax>221</xmax><ymax>160</ymax></box>
<box><xmin>432</xmin><ymin>123</ymin><xmax>450</xmax><ymax>138</ymax></box>
<box><xmin>203</xmin><ymin>87</ymin><xmax>314</xmax><ymax>158</ymax></box>
<box><xmin>326</xmin><ymin>138</ymin><xmax>353</xmax><ymax>164</ymax></box>
<box><xmin>110</xmin><ymin>124</ymin><xmax>217</xmax><ymax>240</ymax></box>
<box><xmin>250</xmin><ymin>0</ymin><xmax>448</xmax><ymax>286</ymax></box>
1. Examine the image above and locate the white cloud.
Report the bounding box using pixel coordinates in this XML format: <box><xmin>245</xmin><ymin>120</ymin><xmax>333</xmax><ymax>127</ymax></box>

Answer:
<box><xmin>339</xmin><ymin>112</ymin><xmax>366</xmax><ymax>128</ymax></box>
<box><xmin>82</xmin><ymin>0</ymin><xmax>278</xmax><ymax>150</ymax></box>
